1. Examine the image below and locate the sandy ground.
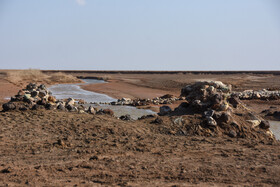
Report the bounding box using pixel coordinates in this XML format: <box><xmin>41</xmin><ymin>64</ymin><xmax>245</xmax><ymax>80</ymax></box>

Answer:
<box><xmin>0</xmin><ymin>74</ymin><xmax>21</xmax><ymax>102</ymax></box>
<box><xmin>1</xmin><ymin>71</ymin><xmax>280</xmax><ymax>186</ymax></box>
<box><xmin>0</xmin><ymin>110</ymin><xmax>279</xmax><ymax>186</ymax></box>
<box><xmin>81</xmin><ymin>79</ymin><xmax>175</xmax><ymax>99</ymax></box>
<box><xmin>78</xmin><ymin>72</ymin><xmax>280</xmax><ymax>99</ymax></box>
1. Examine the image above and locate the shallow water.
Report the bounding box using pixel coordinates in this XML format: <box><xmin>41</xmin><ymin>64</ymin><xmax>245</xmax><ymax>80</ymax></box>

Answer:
<box><xmin>269</xmin><ymin>121</ymin><xmax>280</xmax><ymax>140</ymax></box>
<box><xmin>49</xmin><ymin>79</ymin><xmax>156</xmax><ymax>119</ymax></box>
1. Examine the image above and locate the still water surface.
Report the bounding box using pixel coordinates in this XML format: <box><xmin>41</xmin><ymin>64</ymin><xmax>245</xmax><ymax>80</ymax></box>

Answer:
<box><xmin>49</xmin><ymin>79</ymin><xmax>156</xmax><ymax>119</ymax></box>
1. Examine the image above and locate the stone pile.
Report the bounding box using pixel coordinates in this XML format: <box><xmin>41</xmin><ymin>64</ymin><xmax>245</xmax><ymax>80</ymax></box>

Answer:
<box><xmin>111</xmin><ymin>94</ymin><xmax>181</xmax><ymax>106</ymax></box>
<box><xmin>158</xmin><ymin>81</ymin><xmax>275</xmax><ymax>140</ymax></box>
<box><xmin>234</xmin><ymin>89</ymin><xmax>280</xmax><ymax>100</ymax></box>
<box><xmin>2</xmin><ymin>83</ymin><xmax>114</xmax><ymax>117</ymax></box>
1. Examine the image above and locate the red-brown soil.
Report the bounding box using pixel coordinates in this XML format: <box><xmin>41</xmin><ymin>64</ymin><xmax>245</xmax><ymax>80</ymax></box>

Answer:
<box><xmin>0</xmin><ymin>110</ymin><xmax>279</xmax><ymax>186</ymax></box>
<box><xmin>1</xmin><ymin>70</ymin><xmax>280</xmax><ymax>186</ymax></box>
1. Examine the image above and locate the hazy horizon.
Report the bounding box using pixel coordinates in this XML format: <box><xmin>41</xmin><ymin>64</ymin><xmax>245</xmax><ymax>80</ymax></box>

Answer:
<box><xmin>0</xmin><ymin>0</ymin><xmax>280</xmax><ymax>70</ymax></box>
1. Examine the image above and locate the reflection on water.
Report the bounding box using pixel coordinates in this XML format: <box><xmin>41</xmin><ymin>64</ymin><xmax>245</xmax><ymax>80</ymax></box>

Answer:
<box><xmin>49</xmin><ymin>79</ymin><xmax>156</xmax><ymax>119</ymax></box>
<box><xmin>269</xmin><ymin>121</ymin><xmax>280</xmax><ymax>140</ymax></box>
<box><xmin>49</xmin><ymin>79</ymin><xmax>116</xmax><ymax>103</ymax></box>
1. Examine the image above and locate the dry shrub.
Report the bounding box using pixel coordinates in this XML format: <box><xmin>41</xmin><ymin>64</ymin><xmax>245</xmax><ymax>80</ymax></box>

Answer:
<box><xmin>5</xmin><ymin>69</ymin><xmax>82</xmax><ymax>86</ymax></box>
<box><xmin>48</xmin><ymin>72</ymin><xmax>83</xmax><ymax>84</ymax></box>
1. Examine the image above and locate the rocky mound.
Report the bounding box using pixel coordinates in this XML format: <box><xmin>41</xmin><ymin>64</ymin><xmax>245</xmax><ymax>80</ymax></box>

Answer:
<box><xmin>235</xmin><ymin>89</ymin><xmax>280</xmax><ymax>100</ymax></box>
<box><xmin>1</xmin><ymin>83</ymin><xmax>114</xmax><ymax>116</ymax></box>
<box><xmin>157</xmin><ymin>81</ymin><xmax>275</xmax><ymax>141</ymax></box>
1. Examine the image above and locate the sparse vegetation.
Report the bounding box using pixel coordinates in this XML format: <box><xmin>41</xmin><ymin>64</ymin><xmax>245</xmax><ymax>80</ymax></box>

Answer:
<box><xmin>5</xmin><ymin>69</ymin><xmax>83</xmax><ymax>86</ymax></box>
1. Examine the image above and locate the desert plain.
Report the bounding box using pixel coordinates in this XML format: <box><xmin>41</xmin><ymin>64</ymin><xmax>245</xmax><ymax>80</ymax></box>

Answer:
<box><xmin>0</xmin><ymin>70</ymin><xmax>280</xmax><ymax>186</ymax></box>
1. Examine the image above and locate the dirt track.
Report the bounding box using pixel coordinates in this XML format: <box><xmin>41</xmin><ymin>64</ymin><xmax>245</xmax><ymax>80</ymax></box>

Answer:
<box><xmin>0</xmin><ymin>110</ymin><xmax>279</xmax><ymax>186</ymax></box>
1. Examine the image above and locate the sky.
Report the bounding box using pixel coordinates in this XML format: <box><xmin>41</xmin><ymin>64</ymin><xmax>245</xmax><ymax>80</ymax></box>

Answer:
<box><xmin>0</xmin><ymin>0</ymin><xmax>279</xmax><ymax>70</ymax></box>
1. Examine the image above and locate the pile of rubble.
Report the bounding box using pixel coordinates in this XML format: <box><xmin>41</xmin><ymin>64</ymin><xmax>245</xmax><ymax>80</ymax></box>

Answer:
<box><xmin>158</xmin><ymin>81</ymin><xmax>275</xmax><ymax>140</ymax></box>
<box><xmin>2</xmin><ymin>83</ymin><xmax>114</xmax><ymax>116</ymax></box>
<box><xmin>111</xmin><ymin>94</ymin><xmax>182</xmax><ymax>106</ymax></box>
<box><xmin>234</xmin><ymin>89</ymin><xmax>280</xmax><ymax>100</ymax></box>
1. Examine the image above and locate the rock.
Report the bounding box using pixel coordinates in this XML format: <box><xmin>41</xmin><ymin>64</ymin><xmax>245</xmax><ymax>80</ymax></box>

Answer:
<box><xmin>37</xmin><ymin>99</ymin><xmax>47</xmax><ymax>106</ymax></box>
<box><xmin>66</xmin><ymin>98</ymin><xmax>75</xmax><ymax>105</ymax></box>
<box><xmin>19</xmin><ymin>106</ymin><xmax>28</xmax><ymax>111</ymax></box>
<box><xmin>24</xmin><ymin>94</ymin><xmax>31</xmax><ymax>100</ymax></box>
<box><xmin>247</xmin><ymin>120</ymin><xmax>261</xmax><ymax>128</ymax></box>
<box><xmin>87</xmin><ymin>106</ymin><xmax>96</xmax><ymax>114</ymax></box>
<box><xmin>206</xmin><ymin>116</ymin><xmax>217</xmax><ymax>127</ymax></box>
<box><xmin>57</xmin><ymin>104</ymin><xmax>66</xmax><ymax>111</ymax></box>
<box><xmin>259</xmin><ymin>120</ymin><xmax>270</xmax><ymax>129</ymax></box>
<box><xmin>45</xmin><ymin>103</ymin><xmax>56</xmax><ymax>110</ymax></box>
<box><xmin>228</xmin><ymin>130</ymin><xmax>237</xmax><ymax>138</ymax></box>
<box><xmin>26</xmin><ymin>83</ymin><xmax>37</xmax><ymax>90</ymax></box>
<box><xmin>78</xmin><ymin>109</ymin><xmax>85</xmax><ymax>114</ymax></box>
<box><xmin>31</xmin><ymin>91</ymin><xmax>38</xmax><ymax>97</ymax></box>
<box><xmin>120</xmin><ymin>114</ymin><xmax>133</xmax><ymax>121</ymax></box>
<box><xmin>212</xmin><ymin>93</ymin><xmax>223</xmax><ymax>105</ymax></box>
<box><xmin>78</xmin><ymin>99</ymin><xmax>86</xmax><ymax>104</ymax></box>
<box><xmin>38</xmin><ymin>91</ymin><xmax>47</xmax><ymax>98</ymax></box>
<box><xmin>48</xmin><ymin>96</ymin><xmax>56</xmax><ymax>103</ymax></box>
<box><xmin>66</xmin><ymin>104</ymin><xmax>75</xmax><ymax>111</ymax></box>
<box><xmin>159</xmin><ymin>106</ymin><xmax>172</xmax><ymax>116</ymax></box>
<box><xmin>151</xmin><ymin>117</ymin><xmax>163</xmax><ymax>124</ymax></box>
<box><xmin>220</xmin><ymin>102</ymin><xmax>229</xmax><ymax>111</ymax></box>
<box><xmin>102</xmin><ymin>109</ymin><xmax>114</xmax><ymax>116</ymax></box>
<box><xmin>38</xmin><ymin>84</ymin><xmax>46</xmax><ymax>90</ymax></box>
<box><xmin>192</xmin><ymin>100</ymin><xmax>206</xmax><ymax>112</ymax></box>
<box><xmin>138</xmin><ymin>114</ymin><xmax>156</xmax><ymax>120</ymax></box>
<box><xmin>228</xmin><ymin>95</ymin><xmax>240</xmax><ymax>108</ymax></box>
<box><xmin>17</xmin><ymin>90</ymin><xmax>25</xmax><ymax>96</ymax></box>
<box><xmin>2</xmin><ymin>102</ymin><xmax>16</xmax><ymax>111</ymax></box>
<box><xmin>204</xmin><ymin>109</ymin><xmax>215</xmax><ymax>117</ymax></box>
<box><xmin>217</xmin><ymin>112</ymin><xmax>232</xmax><ymax>124</ymax></box>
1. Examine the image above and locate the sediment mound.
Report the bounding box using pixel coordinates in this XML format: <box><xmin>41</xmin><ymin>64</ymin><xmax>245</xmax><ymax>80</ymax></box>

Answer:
<box><xmin>157</xmin><ymin>81</ymin><xmax>275</xmax><ymax>142</ymax></box>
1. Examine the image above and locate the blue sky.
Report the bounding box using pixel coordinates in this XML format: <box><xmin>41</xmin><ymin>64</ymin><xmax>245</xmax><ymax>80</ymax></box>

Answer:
<box><xmin>0</xmin><ymin>0</ymin><xmax>279</xmax><ymax>70</ymax></box>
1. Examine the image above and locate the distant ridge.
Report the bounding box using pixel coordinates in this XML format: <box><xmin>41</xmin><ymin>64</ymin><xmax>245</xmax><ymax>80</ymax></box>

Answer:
<box><xmin>42</xmin><ymin>70</ymin><xmax>280</xmax><ymax>75</ymax></box>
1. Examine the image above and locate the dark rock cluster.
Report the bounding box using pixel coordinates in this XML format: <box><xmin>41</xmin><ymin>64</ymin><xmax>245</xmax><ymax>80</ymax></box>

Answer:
<box><xmin>158</xmin><ymin>81</ymin><xmax>275</xmax><ymax>140</ymax></box>
<box><xmin>235</xmin><ymin>89</ymin><xmax>280</xmax><ymax>100</ymax></box>
<box><xmin>2</xmin><ymin>83</ymin><xmax>114</xmax><ymax>117</ymax></box>
<box><xmin>111</xmin><ymin>94</ymin><xmax>182</xmax><ymax>106</ymax></box>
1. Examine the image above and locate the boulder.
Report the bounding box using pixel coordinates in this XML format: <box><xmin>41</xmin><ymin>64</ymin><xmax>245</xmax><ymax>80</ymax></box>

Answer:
<box><xmin>87</xmin><ymin>106</ymin><xmax>96</xmax><ymax>114</ymax></box>
<box><xmin>66</xmin><ymin>104</ymin><xmax>75</xmax><ymax>111</ymax></box>
<box><xmin>120</xmin><ymin>114</ymin><xmax>133</xmax><ymax>121</ymax></box>
<box><xmin>206</xmin><ymin>116</ymin><xmax>217</xmax><ymax>127</ymax></box>
<box><xmin>57</xmin><ymin>104</ymin><xmax>66</xmax><ymax>111</ymax></box>
<box><xmin>204</xmin><ymin>109</ymin><xmax>215</xmax><ymax>117</ymax></box>
<box><xmin>48</xmin><ymin>96</ymin><xmax>56</xmax><ymax>103</ymax></box>
<box><xmin>38</xmin><ymin>84</ymin><xmax>46</xmax><ymax>90</ymax></box>
<box><xmin>159</xmin><ymin>106</ymin><xmax>172</xmax><ymax>116</ymax></box>
<box><xmin>259</xmin><ymin>120</ymin><xmax>270</xmax><ymax>129</ymax></box>
<box><xmin>102</xmin><ymin>109</ymin><xmax>114</xmax><ymax>116</ymax></box>
<box><xmin>31</xmin><ymin>91</ymin><xmax>38</xmax><ymax>97</ymax></box>
<box><xmin>38</xmin><ymin>91</ymin><xmax>47</xmax><ymax>98</ymax></box>
<box><xmin>45</xmin><ymin>103</ymin><xmax>56</xmax><ymax>110</ymax></box>
<box><xmin>151</xmin><ymin>117</ymin><xmax>163</xmax><ymax>124</ymax></box>
<box><xmin>2</xmin><ymin>102</ymin><xmax>16</xmax><ymax>111</ymax></box>
<box><xmin>26</xmin><ymin>83</ymin><xmax>37</xmax><ymax>90</ymax></box>
<box><xmin>228</xmin><ymin>95</ymin><xmax>240</xmax><ymax>108</ymax></box>
<box><xmin>19</xmin><ymin>106</ymin><xmax>28</xmax><ymax>111</ymax></box>
<box><xmin>66</xmin><ymin>98</ymin><xmax>75</xmax><ymax>105</ymax></box>
<box><xmin>228</xmin><ymin>130</ymin><xmax>237</xmax><ymax>138</ymax></box>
